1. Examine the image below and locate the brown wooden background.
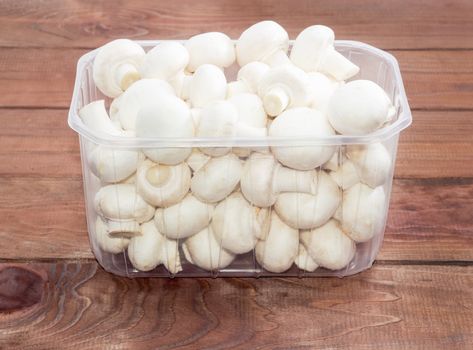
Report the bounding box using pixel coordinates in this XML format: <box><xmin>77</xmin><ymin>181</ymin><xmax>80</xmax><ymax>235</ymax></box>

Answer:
<box><xmin>0</xmin><ymin>0</ymin><xmax>472</xmax><ymax>348</ymax></box>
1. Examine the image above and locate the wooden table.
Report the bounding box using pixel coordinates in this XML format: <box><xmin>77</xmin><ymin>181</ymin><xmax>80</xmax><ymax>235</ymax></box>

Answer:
<box><xmin>1</xmin><ymin>1</ymin><xmax>472</xmax><ymax>348</ymax></box>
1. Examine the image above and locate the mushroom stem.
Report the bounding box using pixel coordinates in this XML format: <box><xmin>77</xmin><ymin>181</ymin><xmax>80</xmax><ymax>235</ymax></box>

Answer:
<box><xmin>319</xmin><ymin>48</ymin><xmax>359</xmax><ymax>81</ymax></box>
<box><xmin>170</xmin><ymin>73</ymin><xmax>192</xmax><ymax>100</ymax></box>
<box><xmin>273</xmin><ymin>165</ymin><xmax>317</xmax><ymax>194</ymax></box>
<box><xmin>263</xmin><ymin>86</ymin><xmax>290</xmax><ymax>116</ymax></box>
<box><xmin>115</xmin><ymin>63</ymin><xmax>140</xmax><ymax>91</ymax></box>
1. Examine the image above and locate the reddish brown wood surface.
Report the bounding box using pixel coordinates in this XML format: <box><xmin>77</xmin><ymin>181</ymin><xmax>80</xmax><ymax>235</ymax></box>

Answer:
<box><xmin>0</xmin><ymin>263</ymin><xmax>472</xmax><ymax>349</ymax></box>
<box><xmin>0</xmin><ymin>0</ymin><xmax>473</xmax><ymax>348</ymax></box>
<box><xmin>1</xmin><ymin>49</ymin><xmax>473</xmax><ymax>109</ymax></box>
<box><xmin>1</xmin><ymin>0</ymin><xmax>473</xmax><ymax>49</ymax></box>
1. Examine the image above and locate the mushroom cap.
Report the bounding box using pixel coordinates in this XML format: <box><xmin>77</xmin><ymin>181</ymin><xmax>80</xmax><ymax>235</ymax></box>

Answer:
<box><xmin>94</xmin><ymin>184</ymin><xmax>155</xmax><ymax>223</ymax></box>
<box><xmin>294</xmin><ymin>244</ymin><xmax>319</xmax><ymax>272</ymax></box>
<box><xmin>290</xmin><ymin>25</ymin><xmax>335</xmax><ymax>72</ymax></box>
<box><xmin>136</xmin><ymin>159</ymin><xmax>191</xmax><ymax>207</ymax></box>
<box><xmin>236</xmin><ymin>21</ymin><xmax>289</xmax><ymax>66</ymax></box>
<box><xmin>140</xmin><ymin>41</ymin><xmax>189</xmax><ymax>80</ymax></box>
<box><xmin>300</xmin><ymin>219</ymin><xmax>355</xmax><ymax>270</ymax></box>
<box><xmin>308</xmin><ymin>72</ymin><xmax>341</xmax><ymax>112</ymax></box>
<box><xmin>226</xmin><ymin>81</ymin><xmax>251</xmax><ymax>98</ymax></box>
<box><xmin>94</xmin><ymin>216</ymin><xmax>130</xmax><ymax>254</ymax></box>
<box><xmin>93</xmin><ymin>39</ymin><xmax>145</xmax><ymax>97</ymax></box>
<box><xmin>191</xmin><ymin>153</ymin><xmax>242</xmax><ymax>203</ymax></box>
<box><xmin>189</xmin><ymin>64</ymin><xmax>227</xmax><ymax>108</ymax></box>
<box><xmin>258</xmin><ymin>65</ymin><xmax>313</xmax><ymax>115</ymax></box>
<box><xmin>237</xmin><ymin>62</ymin><xmax>270</xmax><ymax>93</ymax></box>
<box><xmin>328</xmin><ymin>80</ymin><xmax>394</xmax><ymax>135</ymax></box>
<box><xmin>275</xmin><ymin>171</ymin><xmax>341</xmax><ymax>229</ymax></box>
<box><xmin>128</xmin><ymin>221</ymin><xmax>163</xmax><ymax>272</ymax></box>
<box><xmin>154</xmin><ymin>194</ymin><xmax>212</xmax><ymax>239</ymax></box>
<box><xmin>195</xmin><ymin>100</ymin><xmax>239</xmax><ymax>156</ymax></box>
<box><xmin>269</xmin><ymin>107</ymin><xmax>336</xmax><ymax>170</ymax></box>
<box><xmin>89</xmin><ymin>146</ymin><xmax>143</xmax><ymax>183</ymax></box>
<box><xmin>329</xmin><ymin>158</ymin><xmax>360</xmax><ymax>190</ymax></box>
<box><xmin>211</xmin><ymin>192</ymin><xmax>270</xmax><ymax>254</ymax></box>
<box><xmin>115</xmin><ymin>78</ymin><xmax>175</xmax><ymax>131</ymax></box>
<box><xmin>185</xmin><ymin>32</ymin><xmax>235</xmax><ymax>72</ymax></box>
<box><xmin>347</xmin><ymin>143</ymin><xmax>392</xmax><ymax>188</ymax></box>
<box><xmin>186</xmin><ymin>149</ymin><xmax>210</xmax><ymax>172</ymax></box>
<box><xmin>340</xmin><ymin>183</ymin><xmax>386</xmax><ymax>242</ymax></box>
<box><xmin>79</xmin><ymin>100</ymin><xmax>121</xmax><ymax>136</ymax></box>
<box><xmin>182</xmin><ymin>226</ymin><xmax>236</xmax><ymax>271</ymax></box>
<box><xmin>135</xmin><ymin>96</ymin><xmax>194</xmax><ymax>164</ymax></box>
<box><xmin>228</xmin><ymin>93</ymin><xmax>267</xmax><ymax>128</ymax></box>
<box><xmin>240</xmin><ymin>153</ymin><xmax>278</xmax><ymax>207</ymax></box>
<box><xmin>255</xmin><ymin>211</ymin><xmax>299</xmax><ymax>273</ymax></box>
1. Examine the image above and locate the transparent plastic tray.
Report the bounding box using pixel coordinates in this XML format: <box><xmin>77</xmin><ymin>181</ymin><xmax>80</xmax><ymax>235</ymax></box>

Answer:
<box><xmin>68</xmin><ymin>40</ymin><xmax>411</xmax><ymax>278</ymax></box>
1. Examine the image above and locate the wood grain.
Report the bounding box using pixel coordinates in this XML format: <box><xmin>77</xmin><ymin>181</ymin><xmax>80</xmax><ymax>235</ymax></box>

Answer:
<box><xmin>0</xmin><ymin>0</ymin><xmax>473</xmax><ymax>49</ymax></box>
<box><xmin>1</xmin><ymin>109</ymin><xmax>473</xmax><ymax>179</ymax></box>
<box><xmin>1</xmin><ymin>48</ymin><xmax>472</xmax><ymax>109</ymax></box>
<box><xmin>0</xmin><ymin>176</ymin><xmax>471</xmax><ymax>261</ymax></box>
<box><xmin>0</xmin><ymin>262</ymin><xmax>472</xmax><ymax>349</ymax></box>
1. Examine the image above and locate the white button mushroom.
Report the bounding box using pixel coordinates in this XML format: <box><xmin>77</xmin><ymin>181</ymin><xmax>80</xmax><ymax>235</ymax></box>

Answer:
<box><xmin>185</xmin><ymin>32</ymin><xmax>235</xmax><ymax>72</ymax></box>
<box><xmin>195</xmin><ymin>100</ymin><xmax>266</xmax><ymax>157</ymax></box>
<box><xmin>112</xmin><ymin>79</ymin><xmax>175</xmax><ymax>131</ymax></box>
<box><xmin>191</xmin><ymin>153</ymin><xmax>242</xmax><ymax>203</ymax></box>
<box><xmin>79</xmin><ymin>100</ymin><xmax>143</xmax><ymax>183</ymax></box>
<box><xmin>255</xmin><ymin>212</ymin><xmax>299</xmax><ymax>273</ymax></box>
<box><xmin>328</xmin><ymin>80</ymin><xmax>395</xmax><ymax>135</ymax></box>
<box><xmin>94</xmin><ymin>184</ymin><xmax>155</xmax><ymax>223</ymax></box>
<box><xmin>136</xmin><ymin>159</ymin><xmax>191</xmax><ymax>207</ymax></box>
<box><xmin>240</xmin><ymin>153</ymin><xmax>318</xmax><ymax>207</ymax></box>
<box><xmin>182</xmin><ymin>226</ymin><xmax>236</xmax><ymax>271</ymax></box>
<box><xmin>227</xmin><ymin>62</ymin><xmax>270</xmax><ymax>98</ymax></box>
<box><xmin>88</xmin><ymin>147</ymin><xmax>144</xmax><ymax>184</ymax></box>
<box><xmin>346</xmin><ymin>143</ymin><xmax>392</xmax><ymax>188</ymax></box>
<box><xmin>308</xmin><ymin>72</ymin><xmax>342</xmax><ymax>113</ymax></box>
<box><xmin>128</xmin><ymin>221</ymin><xmax>182</xmax><ymax>273</ymax></box>
<box><xmin>329</xmin><ymin>158</ymin><xmax>360</xmax><ymax>190</ymax></box>
<box><xmin>211</xmin><ymin>192</ymin><xmax>270</xmax><ymax>254</ymax></box>
<box><xmin>188</xmin><ymin>64</ymin><xmax>227</xmax><ymax>108</ymax></box>
<box><xmin>258</xmin><ymin>65</ymin><xmax>313</xmax><ymax>117</ymax></box>
<box><xmin>300</xmin><ymin>219</ymin><xmax>355</xmax><ymax>270</ymax></box>
<box><xmin>236</xmin><ymin>21</ymin><xmax>289</xmax><ymax>67</ymax></box>
<box><xmin>93</xmin><ymin>39</ymin><xmax>145</xmax><ymax>98</ymax></box>
<box><xmin>323</xmin><ymin>150</ymin><xmax>340</xmax><ymax>172</ymax></box>
<box><xmin>139</xmin><ymin>41</ymin><xmax>194</xmax><ymax>100</ymax></box>
<box><xmin>228</xmin><ymin>93</ymin><xmax>267</xmax><ymax>128</ymax></box>
<box><xmin>338</xmin><ymin>183</ymin><xmax>386</xmax><ymax>242</ymax></box>
<box><xmin>228</xmin><ymin>93</ymin><xmax>268</xmax><ymax>157</ymax></box>
<box><xmin>275</xmin><ymin>171</ymin><xmax>341</xmax><ymax>229</ymax></box>
<box><xmin>94</xmin><ymin>216</ymin><xmax>130</xmax><ymax>254</ymax></box>
<box><xmin>294</xmin><ymin>244</ymin><xmax>319</xmax><ymax>272</ymax></box>
<box><xmin>186</xmin><ymin>149</ymin><xmax>210</xmax><ymax>172</ymax></box>
<box><xmin>154</xmin><ymin>194</ymin><xmax>212</xmax><ymax>240</ymax></box>
<box><xmin>135</xmin><ymin>96</ymin><xmax>194</xmax><ymax>164</ymax></box>
<box><xmin>226</xmin><ymin>81</ymin><xmax>251</xmax><ymax>98</ymax></box>
<box><xmin>269</xmin><ymin>107</ymin><xmax>336</xmax><ymax>170</ymax></box>
<box><xmin>290</xmin><ymin>25</ymin><xmax>359</xmax><ymax>81</ymax></box>
<box><xmin>79</xmin><ymin>100</ymin><xmax>121</xmax><ymax>136</ymax></box>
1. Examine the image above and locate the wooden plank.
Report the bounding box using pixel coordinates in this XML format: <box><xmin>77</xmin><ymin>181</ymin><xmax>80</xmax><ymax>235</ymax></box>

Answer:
<box><xmin>397</xmin><ymin>111</ymin><xmax>473</xmax><ymax>179</ymax></box>
<box><xmin>0</xmin><ymin>263</ymin><xmax>472</xmax><ymax>349</ymax></box>
<box><xmin>0</xmin><ymin>176</ymin><xmax>472</xmax><ymax>261</ymax></box>
<box><xmin>0</xmin><ymin>0</ymin><xmax>473</xmax><ymax>49</ymax></box>
<box><xmin>1</xmin><ymin>48</ymin><xmax>472</xmax><ymax>109</ymax></box>
<box><xmin>1</xmin><ymin>109</ymin><xmax>472</xmax><ymax>179</ymax></box>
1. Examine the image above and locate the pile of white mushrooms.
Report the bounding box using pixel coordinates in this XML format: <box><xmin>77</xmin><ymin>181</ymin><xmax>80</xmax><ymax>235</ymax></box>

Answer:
<box><xmin>79</xmin><ymin>21</ymin><xmax>395</xmax><ymax>275</ymax></box>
